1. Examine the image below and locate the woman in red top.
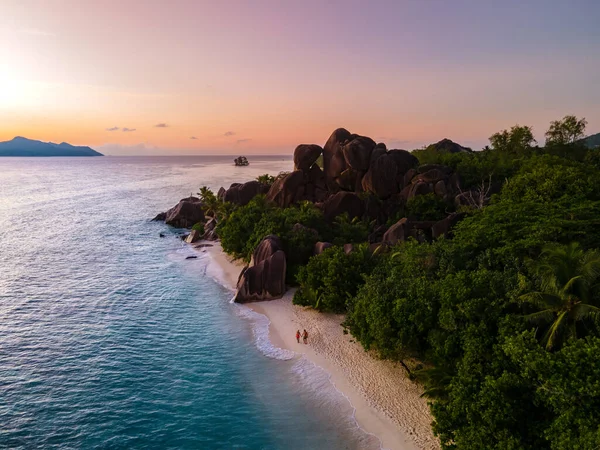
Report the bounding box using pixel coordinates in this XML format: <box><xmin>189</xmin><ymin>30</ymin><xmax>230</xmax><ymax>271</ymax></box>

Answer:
<box><xmin>295</xmin><ymin>330</ymin><xmax>301</xmax><ymax>343</ymax></box>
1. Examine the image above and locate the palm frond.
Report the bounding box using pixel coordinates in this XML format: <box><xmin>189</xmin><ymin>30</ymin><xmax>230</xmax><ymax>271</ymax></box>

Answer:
<box><xmin>572</xmin><ymin>303</ymin><xmax>600</xmax><ymax>321</ymax></box>
<box><xmin>523</xmin><ymin>309</ymin><xmax>555</xmax><ymax>326</ymax></box>
<box><xmin>519</xmin><ymin>291</ymin><xmax>563</xmax><ymax>309</ymax></box>
<box><xmin>542</xmin><ymin>310</ymin><xmax>568</xmax><ymax>350</ymax></box>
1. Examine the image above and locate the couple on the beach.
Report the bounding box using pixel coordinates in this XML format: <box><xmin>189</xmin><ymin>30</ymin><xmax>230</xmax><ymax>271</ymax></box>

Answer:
<box><xmin>295</xmin><ymin>329</ymin><xmax>308</xmax><ymax>344</ymax></box>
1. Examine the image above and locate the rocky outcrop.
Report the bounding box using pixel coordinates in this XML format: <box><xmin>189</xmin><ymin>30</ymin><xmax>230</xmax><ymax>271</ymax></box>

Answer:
<box><xmin>314</xmin><ymin>241</ymin><xmax>333</xmax><ymax>255</ymax></box>
<box><xmin>362</xmin><ymin>154</ymin><xmax>399</xmax><ymax>198</ymax></box>
<box><xmin>185</xmin><ymin>229</ymin><xmax>203</xmax><ymax>243</ymax></box>
<box><xmin>427</xmin><ymin>138</ymin><xmax>472</xmax><ymax>153</ymax></box>
<box><xmin>152</xmin><ymin>212</ymin><xmax>166</xmax><ymax>221</ymax></box>
<box><xmin>235</xmin><ymin>235</ymin><xmax>287</xmax><ymax>303</ymax></box>
<box><xmin>266</xmin><ymin>170</ymin><xmax>306</xmax><ymax>208</ymax></box>
<box><xmin>223</xmin><ymin>180</ymin><xmax>269</xmax><ymax>206</ymax></box>
<box><xmin>432</xmin><ymin>213</ymin><xmax>466</xmax><ymax>239</ymax></box>
<box><xmin>234</xmin><ymin>156</ymin><xmax>249</xmax><ymax>166</ymax></box>
<box><xmin>294</xmin><ymin>144</ymin><xmax>323</xmax><ymax>171</ymax></box>
<box><xmin>322</xmin><ymin>128</ymin><xmax>419</xmax><ymax>199</ymax></box>
<box><xmin>217</xmin><ymin>187</ymin><xmax>226</xmax><ymax>201</ymax></box>
<box><xmin>383</xmin><ymin>218</ymin><xmax>436</xmax><ymax>245</ymax></box>
<box><xmin>164</xmin><ymin>197</ymin><xmax>205</xmax><ymax>228</ymax></box>
<box><xmin>203</xmin><ymin>218</ymin><xmax>218</xmax><ymax>241</ymax></box>
<box><xmin>383</xmin><ymin>218</ymin><xmax>410</xmax><ymax>245</ymax></box>
<box><xmin>320</xmin><ymin>191</ymin><xmax>364</xmax><ymax>221</ymax></box>
<box><xmin>342</xmin><ymin>135</ymin><xmax>376</xmax><ymax>171</ymax></box>
<box><xmin>323</xmin><ymin>128</ymin><xmax>353</xmax><ymax>192</ymax></box>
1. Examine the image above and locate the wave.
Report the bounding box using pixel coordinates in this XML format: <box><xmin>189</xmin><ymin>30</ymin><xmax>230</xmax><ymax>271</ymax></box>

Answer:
<box><xmin>233</xmin><ymin>304</ymin><xmax>296</xmax><ymax>361</ymax></box>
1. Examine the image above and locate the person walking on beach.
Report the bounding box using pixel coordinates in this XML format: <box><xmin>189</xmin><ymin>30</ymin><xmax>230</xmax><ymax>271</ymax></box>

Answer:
<box><xmin>302</xmin><ymin>329</ymin><xmax>308</xmax><ymax>344</ymax></box>
<box><xmin>296</xmin><ymin>330</ymin><xmax>301</xmax><ymax>343</ymax></box>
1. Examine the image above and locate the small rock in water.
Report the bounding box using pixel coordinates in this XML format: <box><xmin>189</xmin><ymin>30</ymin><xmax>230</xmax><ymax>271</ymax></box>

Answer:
<box><xmin>159</xmin><ymin>233</ymin><xmax>166</xmax><ymax>238</ymax></box>
<box><xmin>185</xmin><ymin>255</ymin><xmax>198</xmax><ymax>259</ymax></box>
<box><xmin>194</xmin><ymin>243</ymin><xmax>214</xmax><ymax>249</ymax></box>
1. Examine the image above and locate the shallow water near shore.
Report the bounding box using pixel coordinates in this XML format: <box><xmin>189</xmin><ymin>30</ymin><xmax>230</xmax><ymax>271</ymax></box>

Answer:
<box><xmin>0</xmin><ymin>156</ymin><xmax>380</xmax><ymax>449</ymax></box>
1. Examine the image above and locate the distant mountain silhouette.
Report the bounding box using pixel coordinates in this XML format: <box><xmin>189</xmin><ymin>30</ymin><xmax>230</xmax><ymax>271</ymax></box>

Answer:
<box><xmin>581</xmin><ymin>132</ymin><xmax>600</xmax><ymax>149</ymax></box>
<box><xmin>0</xmin><ymin>137</ymin><xmax>103</xmax><ymax>156</ymax></box>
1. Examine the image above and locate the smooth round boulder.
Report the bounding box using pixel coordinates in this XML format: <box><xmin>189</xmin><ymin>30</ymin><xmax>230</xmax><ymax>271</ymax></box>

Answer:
<box><xmin>314</xmin><ymin>241</ymin><xmax>334</xmax><ymax>255</ymax></box>
<box><xmin>235</xmin><ymin>235</ymin><xmax>287</xmax><ymax>303</ymax></box>
<box><xmin>294</xmin><ymin>144</ymin><xmax>323</xmax><ymax>171</ymax></box>
<box><xmin>266</xmin><ymin>171</ymin><xmax>306</xmax><ymax>208</ymax></box>
<box><xmin>361</xmin><ymin>154</ymin><xmax>398</xmax><ymax>198</ymax></box>
<box><xmin>342</xmin><ymin>135</ymin><xmax>376</xmax><ymax>171</ymax></box>
<box><xmin>165</xmin><ymin>196</ymin><xmax>205</xmax><ymax>228</ymax></box>
<box><xmin>387</xmin><ymin>150</ymin><xmax>419</xmax><ymax>175</ymax></box>
<box><xmin>321</xmin><ymin>191</ymin><xmax>364</xmax><ymax>221</ymax></box>
<box><xmin>323</xmin><ymin>128</ymin><xmax>353</xmax><ymax>191</ymax></box>
<box><xmin>223</xmin><ymin>181</ymin><xmax>267</xmax><ymax>206</ymax></box>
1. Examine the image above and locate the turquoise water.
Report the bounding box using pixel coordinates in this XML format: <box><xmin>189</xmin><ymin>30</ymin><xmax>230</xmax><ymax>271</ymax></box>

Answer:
<box><xmin>0</xmin><ymin>157</ymin><xmax>379</xmax><ymax>449</ymax></box>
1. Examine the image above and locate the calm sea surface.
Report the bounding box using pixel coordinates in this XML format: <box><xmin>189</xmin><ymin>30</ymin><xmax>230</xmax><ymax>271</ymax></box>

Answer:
<box><xmin>0</xmin><ymin>156</ymin><xmax>379</xmax><ymax>450</ymax></box>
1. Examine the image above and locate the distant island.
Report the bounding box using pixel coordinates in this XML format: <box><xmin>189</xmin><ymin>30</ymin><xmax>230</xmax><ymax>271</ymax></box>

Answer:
<box><xmin>234</xmin><ymin>156</ymin><xmax>249</xmax><ymax>166</ymax></box>
<box><xmin>0</xmin><ymin>137</ymin><xmax>103</xmax><ymax>157</ymax></box>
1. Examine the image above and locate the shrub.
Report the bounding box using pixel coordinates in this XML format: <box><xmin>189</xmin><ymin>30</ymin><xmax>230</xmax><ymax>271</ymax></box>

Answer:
<box><xmin>191</xmin><ymin>222</ymin><xmax>204</xmax><ymax>234</ymax></box>
<box><xmin>405</xmin><ymin>193</ymin><xmax>450</xmax><ymax>221</ymax></box>
<box><xmin>294</xmin><ymin>244</ymin><xmax>379</xmax><ymax>313</ymax></box>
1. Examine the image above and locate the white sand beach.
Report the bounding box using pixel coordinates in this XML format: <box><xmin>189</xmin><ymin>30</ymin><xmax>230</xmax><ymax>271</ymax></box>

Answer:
<box><xmin>199</xmin><ymin>241</ymin><xmax>439</xmax><ymax>450</ymax></box>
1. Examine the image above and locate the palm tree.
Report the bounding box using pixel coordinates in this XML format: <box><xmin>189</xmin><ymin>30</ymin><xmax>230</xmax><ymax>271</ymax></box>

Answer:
<box><xmin>520</xmin><ymin>242</ymin><xmax>600</xmax><ymax>350</ymax></box>
<box><xmin>197</xmin><ymin>186</ymin><xmax>220</xmax><ymax>218</ymax></box>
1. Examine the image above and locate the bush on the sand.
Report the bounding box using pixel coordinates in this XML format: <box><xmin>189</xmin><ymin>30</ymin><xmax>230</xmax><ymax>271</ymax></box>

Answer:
<box><xmin>191</xmin><ymin>222</ymin><xmax>204</xmax><ymax>234</ymax></box>
<box><xmin>294</xmin><ymin>244</ymin><xmax>378</xmax><ymax>313</ymax></box>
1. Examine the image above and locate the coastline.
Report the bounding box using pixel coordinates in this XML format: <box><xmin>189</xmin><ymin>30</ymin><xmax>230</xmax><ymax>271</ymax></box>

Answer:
<box><xmin>198</xmin><ymin>241</ymin><xmax>439</xmax><ymax>450</ymax></box>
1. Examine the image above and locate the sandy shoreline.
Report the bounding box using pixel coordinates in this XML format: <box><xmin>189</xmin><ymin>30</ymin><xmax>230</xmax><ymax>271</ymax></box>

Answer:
<box><xmin>196</xmin><ymin>241</ymin><xmax>438</xmax><ymax>450</ymax></box>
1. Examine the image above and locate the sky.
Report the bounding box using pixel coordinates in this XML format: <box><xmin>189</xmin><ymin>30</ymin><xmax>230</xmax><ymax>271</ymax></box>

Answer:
<box><xmin>1</xmin><ymin>0</ymin><xmax>599</xmax><ymax>155</ymax></box>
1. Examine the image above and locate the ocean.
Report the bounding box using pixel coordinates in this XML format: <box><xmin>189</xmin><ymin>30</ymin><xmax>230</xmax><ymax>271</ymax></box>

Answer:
<box><xmin>0</xmin><ymin>156</ymin><xmax>380</xmax><ymax>450</ymax></box>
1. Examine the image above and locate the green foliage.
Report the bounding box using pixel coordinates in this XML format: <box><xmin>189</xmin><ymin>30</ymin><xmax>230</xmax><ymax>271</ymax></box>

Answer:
<box><xmin>191</xmin><ymin>222</ymin><xmax>204</xmax><ymax>234</ymax></box>
<box><xmin>215</xmin><ymin>115</ymin><xmax>600</xmax><ymax>448</ymax></box>
<box><xmin>256</xmin><ymin>173</ymin><xmax>276</xmax><ymax>186</ymax></box>
<box><xmin>406</xmin><ymin>193</ymin><xmax>450</xmax><ymax>221</ymax></box>
<box><xmin>217</xmin><ymin>195</ymin><xmax>374</xmax><ymax>282</ymax></box>
<box><xmin>315</xmin><ymin>154</ymin><xmax>324</xmax><ymax>168</ymax></box>
<box><xmin>343</xmin><ymin>122</ymin><xmax>600</xmax><ymax>448</ymax></box>
<box><xmin>294</xmin><ymin>244</ymin><xmax>378</xmax><ymax>313</ymax></box>
<box><xmin>519</xmin><ymin>242</ymin><xmax>600</xmax><ymax>350</ymax></box>
<box><xmin>328</xmin><ymin>214</ymin><xmax>371</xmax><ymax>245</ymax></box>
<box><xmin>489</xmin><ymin>124</ymin><xmax>536</xmax><ymax>153</ymax></box>
<box><xmin>197</xmin><ymin>186</ymin><xmax>220</xmax><ymax>218</ymax></box>
<box><xmin>545</xmin><ymin>115</ymin><xmax>588</xmax><ymax>146</ymax></box>
<box><xmin>413</xmin><ymin>146</ymin><xmax>525</xmax><ymax>189</ymax></box>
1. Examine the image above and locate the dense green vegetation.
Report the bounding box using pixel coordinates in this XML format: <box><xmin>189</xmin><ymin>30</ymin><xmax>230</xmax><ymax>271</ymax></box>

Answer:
<box><xmin>213</xmin><ymin>115</ymin><xmax>600</xmax><ymax>449</ymax></box>
<box><xmin>215</xmin><ymin>196</ymin><xmax>371</xmax><ymax>282</ymax></box>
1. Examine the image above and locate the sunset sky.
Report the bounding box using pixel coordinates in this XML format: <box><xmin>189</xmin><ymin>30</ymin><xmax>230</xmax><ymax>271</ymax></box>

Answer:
<box><xmin>1</xmin><ymin>0</ymin><xmax>599</xmax><ymax>155</ymax></box>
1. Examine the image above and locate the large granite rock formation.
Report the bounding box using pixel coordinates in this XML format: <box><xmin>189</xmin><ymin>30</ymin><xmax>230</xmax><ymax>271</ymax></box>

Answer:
<box><xmin>320</xmin><ymin>191</ymin><xmax>364</xmax><ymax>221</ymax></box>
<box><xmin>321</xmin><ymin>128</ymin><xmax>420</xmax><ymax>200</ymax></box>
<box><xmin>164</xmin><ymin>196</ymin><xmax>205</xmax><ymax>228</ymax></box>
<box><xmin>294</xmin><ymin>144</ymin><xmax>323</xmax><ymax>171</ymax></box>
<box><xmin>234</xmin><ymin>235</ymin><xmax>287</xmax><ymax>303</ymax></box>
<box><xmin>382</xmin><ymin>218</ymin><xmax>436</xmax><ymax>245</ymax></box>
<box><xmin>432</xmin><ymin>212</ymin><xmax>466</xmax><ymax>239</ymax></box>
<box><xmin>223</xmin><ymin>180</ymin><xmax>269</xmax><ymax>206</ymax></box>
<box><xmin>323</xmin><ymin>128</ymin><xmax>353</xmax><ymax>192</ymax></box>
<box><xmin>427</xmin><ymin>138</ymin><xmax>472</xmax><ymax>153</ymax></box>
<box><xmin>266</xmin><ymin>171</ymin><xmax>306</xmax><ymax>208</ymax></box>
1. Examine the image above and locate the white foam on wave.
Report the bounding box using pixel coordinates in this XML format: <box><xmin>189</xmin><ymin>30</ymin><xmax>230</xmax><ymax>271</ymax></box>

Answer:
<box><xmin>195</xmin><ymin>245</ymin><xmax>385</xmax><ymax>449</ymax></box>
<box><xmin>290</xmin><ymin>357</ymin><xmax>385</xmax><ymax>450</ymax></box>
<box><xmin>233</xmin><ymin>303</ymin><xmax>296</xmax><ymax>361</ymax></box>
